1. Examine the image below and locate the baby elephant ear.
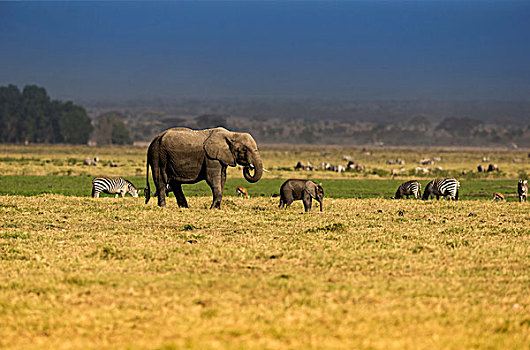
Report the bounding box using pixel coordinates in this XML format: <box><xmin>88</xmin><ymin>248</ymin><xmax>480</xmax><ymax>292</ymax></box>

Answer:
<box><xmin>203</xmin><ymin>130</ymin><xmax>236</xmax><ymax>166</ymax></box>
<box><xmin>304</xmin><ymin>181</ymin><xmax>317</xmax><ymax>199</ymax></box>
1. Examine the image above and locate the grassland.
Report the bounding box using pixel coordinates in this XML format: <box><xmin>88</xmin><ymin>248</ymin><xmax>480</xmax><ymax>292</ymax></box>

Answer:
<box><xmin>1</xmin><ymin>144</ymin><xmax>528</xmax><ymax>179</ymax></box>
<box><xmin>0</xmin><ymin>144</ymin><xmax>529</xmax><ymax>349</ymax></box>
<box><xmin>1</xmin><ymin>195</ymin><xmax>529</xmax><ymax>349</ymax></box>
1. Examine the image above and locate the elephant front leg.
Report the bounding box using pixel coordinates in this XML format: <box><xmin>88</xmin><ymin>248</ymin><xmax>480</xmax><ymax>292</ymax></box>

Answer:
<box><xmin>303</xmin><ymin>198</ymin><xmax>312</xmax><ymax>212</ymax></box>
<box><xmin>302</xmin><ymin>192</ymin><xmax>312</xmax><ymax>212</ymax></box>
<box><xmin>169</xmin><ymin>181</ymin><xmax>189</xmax><ymax>208</ymax></box>
<box><xmin>205</xmin><ymin>164</ymin><xmax>224</xmax><ymax>209</ymax></box>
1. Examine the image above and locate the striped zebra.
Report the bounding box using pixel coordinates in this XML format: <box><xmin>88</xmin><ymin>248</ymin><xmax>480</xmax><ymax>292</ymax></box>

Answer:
<box><xmin>92</xmin><ymin>177</ymin><xmax>139</xmax><ymax>198</ymax></box>
<box><xmin>392</xmin><ymin>180</ymin><xmax>421</xmax><ymax>199</ymax></box>
<box><xmin>422</xmin><ymin>178</ymin><xmax>460</xmax><ymax>201</ymax></box>
<box><xmin>518</xmin><ymin>180</ymin><xmax>528</xmax><ymax>202</ymax></box>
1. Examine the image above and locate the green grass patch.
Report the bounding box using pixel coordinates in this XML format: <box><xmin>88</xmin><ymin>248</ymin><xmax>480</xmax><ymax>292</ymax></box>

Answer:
<box><xmin>0</xmin><ymin>175</ymin><xmax>522</xmax><ymax>200</ymax></box>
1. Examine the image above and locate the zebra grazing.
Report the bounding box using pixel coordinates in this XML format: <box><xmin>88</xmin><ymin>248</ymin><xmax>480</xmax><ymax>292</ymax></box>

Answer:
<box><xmin>92</xmin><ymin>177</ymin><xmax>139</xmax><ymax>198</ymax></box>
<box><xmin>392</xmin><ymin>180</ymin><xmax>421</xmax><ymax>199</ymax></box>
<box><xmin>236</xmin><ymin>186</ymin><xmax>250</xmax><ymax>198</ymax></box>
<box><xmin>422</xmin><ymin>178</ymin><xmax>460</xmax><ymax>201</ymax></box>
<box><xmin>518</xmin><ymin>180</ymin><xmax>528</xmax><ymax>202</ymax></box>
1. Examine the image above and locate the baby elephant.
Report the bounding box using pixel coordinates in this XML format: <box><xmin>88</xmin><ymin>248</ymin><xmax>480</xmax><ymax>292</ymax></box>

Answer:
<box><xmin>279</xmin><ymin>179</ymin><xmax>324</xmax><ymax>212</ymax></box>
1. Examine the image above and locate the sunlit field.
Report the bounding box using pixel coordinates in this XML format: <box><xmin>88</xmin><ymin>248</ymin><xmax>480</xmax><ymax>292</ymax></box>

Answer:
<box><xmin>1</xmin><ymin>144</ymin><xmax>528</xmax><ymax>179</ymax></box>
<box><xmin>0</xmin><ymin>144</ymin><xmax>529</xmax><ymax>349</ymax></box>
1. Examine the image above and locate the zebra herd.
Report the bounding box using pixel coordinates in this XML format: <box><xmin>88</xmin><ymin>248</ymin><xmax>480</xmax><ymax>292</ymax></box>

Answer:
<box><xmin>392</xmin><ymin>178</ymin><xmax>528</xmax><ymax>202</ymax></box>
<box><xmin>90</xmin><ymin>175</ymin><xmax>527</xmax><ymax>204</ymax></box>
<box><xmin>391</xmin><ymin>178</ymin><xmax>460</xmax><ymax>201</ymax></box>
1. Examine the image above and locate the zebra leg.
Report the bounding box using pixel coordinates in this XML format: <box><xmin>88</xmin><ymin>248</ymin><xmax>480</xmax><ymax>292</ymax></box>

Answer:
<box><xmin>93</xmin><ymin>191</ymin><xmax>100</xmax><ymax>198</ymax></box>
<box><xmin>170</xmin><ymin>181</ymin><xmax>189</xmax><ymax>208</ymax></box>
<box><xmin>115</xmin><ymin>193</ymin><xmax>119</xmax><ymax>198</ymax></box>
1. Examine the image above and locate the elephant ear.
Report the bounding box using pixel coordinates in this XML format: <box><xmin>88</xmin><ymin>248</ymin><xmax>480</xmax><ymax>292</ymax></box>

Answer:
<box><xmin>304</xmin><ymin>181</ymin><xmax>317</xmax><ymax>199</ymax></box>
<box><xmin>203</xmin><ymin>130</ymin><xmax>236</xmax><ymax>166</ymax></box>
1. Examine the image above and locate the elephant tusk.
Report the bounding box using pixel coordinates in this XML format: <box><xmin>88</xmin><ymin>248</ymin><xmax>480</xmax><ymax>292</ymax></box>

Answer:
<box><xmin>263</xmin><ymin>168</ymin><xmax>269</xmax><ymax>172</ymax></box>
<box><xmin>249</xmin><ymin>164</ymin><xmax>255</xmax><ymax>169</ymax></box>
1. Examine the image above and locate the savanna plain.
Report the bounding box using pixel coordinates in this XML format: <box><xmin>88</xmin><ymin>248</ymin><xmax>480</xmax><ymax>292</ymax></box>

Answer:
<box><xmin>0</xmin><ymin>144</ymin><xmax>529</xmax><ymax>349</ymax></box>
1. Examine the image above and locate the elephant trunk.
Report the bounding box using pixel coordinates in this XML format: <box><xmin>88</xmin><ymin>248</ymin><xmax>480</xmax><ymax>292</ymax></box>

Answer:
<box><xmin>243</xmin><ymin>153</ymin><xmax>263</xmax><ymax>183</ymax></box>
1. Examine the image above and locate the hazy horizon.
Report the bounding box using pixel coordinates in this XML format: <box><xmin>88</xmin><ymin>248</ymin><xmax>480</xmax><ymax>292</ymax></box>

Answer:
<box><xmin>1</xmin><ymin>1</ymin><xmax>530</xmax><ymax>102</ymax></box>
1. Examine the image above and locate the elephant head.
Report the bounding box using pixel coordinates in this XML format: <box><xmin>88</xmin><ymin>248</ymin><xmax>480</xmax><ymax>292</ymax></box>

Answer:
<box><xmin>204</xmin><ymin>128</ymin><xmax>263</xmax><ymax>183</ymax></box>
<box><xmin>305</xmin><ymin>181</ymin><xmax>324</xmax><ymax>211</ymax></box>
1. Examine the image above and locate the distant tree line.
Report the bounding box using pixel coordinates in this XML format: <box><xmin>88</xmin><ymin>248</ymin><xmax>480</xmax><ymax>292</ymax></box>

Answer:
<box><xmin>92</xmin><ymin>112</ymin><xmax>133</xmax><ymax>145</ymax></box>
<box><xmin>0</xmin><ymin>84</ymin><xmax>93</xmax><ymax>144</ymax></box>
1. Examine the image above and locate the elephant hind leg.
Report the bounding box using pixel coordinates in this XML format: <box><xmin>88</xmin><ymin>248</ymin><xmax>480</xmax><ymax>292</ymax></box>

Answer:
<box><xmin>156</xmin><ymin>183</ymin><xmax>167</xmax><ymax>207</ymax></box>
<box><xmin>170</xmin><ymin>180</ymin><xmax>189</xmax><ymax>208</ymax></box>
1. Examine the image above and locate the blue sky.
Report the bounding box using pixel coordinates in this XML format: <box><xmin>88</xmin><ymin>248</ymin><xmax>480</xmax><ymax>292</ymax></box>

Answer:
<box><xmin>1</xmin><ymin>1</ymin><xmax>529</xmax><ymax>101</ymax></box>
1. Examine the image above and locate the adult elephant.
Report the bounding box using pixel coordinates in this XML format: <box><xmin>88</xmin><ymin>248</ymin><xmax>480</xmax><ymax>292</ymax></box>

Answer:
<box><xmin>145</xmin><ymin>127</ymin><xmax>263</xmax><ymax>209</ymax></box>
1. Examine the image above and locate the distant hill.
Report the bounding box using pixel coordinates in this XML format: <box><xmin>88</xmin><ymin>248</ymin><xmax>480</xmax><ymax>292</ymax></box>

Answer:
<box><xmin>83</xmin><ymin>98</ymin><xmax>530</xmax><ymax>147</ymax></box>
<box><xmin>83</xmin><ymin>98</ymin><xmax>530</xmax><ymax>124</ymax></box>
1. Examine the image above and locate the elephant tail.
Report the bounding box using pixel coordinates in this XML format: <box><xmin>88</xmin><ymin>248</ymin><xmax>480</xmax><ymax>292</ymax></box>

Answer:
<box><xmin>145</xmin><ymin>160</ymin><xmax>151</xmax><ymax>204</ymax></box>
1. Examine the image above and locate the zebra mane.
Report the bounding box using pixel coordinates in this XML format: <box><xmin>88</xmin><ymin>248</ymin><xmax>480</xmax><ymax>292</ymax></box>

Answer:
<box><xmin>124</xmin><ymin>179</ymin><xmax>137</xmax><ymax>190</ymax></box>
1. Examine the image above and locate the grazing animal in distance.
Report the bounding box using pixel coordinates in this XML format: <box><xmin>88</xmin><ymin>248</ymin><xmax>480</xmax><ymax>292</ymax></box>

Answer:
<box><xmin>329</xmin><ymin>164</ymin><xmax>345</xmax><ymax>173</ymax></box>
<box><xmin>392</xmin><ymin>180</ymin><xmax>421</xmax><ymax>199</ymax></box>
<box><xmin>279</xmin><ymin>179</ymin><xmax>324</xmax><ymax>212</ymax></box>
<box><xmin>294</xmin><ymin>161</ymin><xmax>305</xmax><ymax>170</ymax></box>
<box><xmin>477</xmin><ymin>164</ymin><xmax>485</xmax><ymax>172</ymax></box>
<box><xmin>84</xmin><ymin>157</ymin><xmax>99</xmax><ymax>166</ymax></box>
<box><xmin>422</xmin><ymin>178</ymin><xmax>460</xmax><ymax>201</ymax></box>
<box><xmin>492</xmin><ymin>192</ymin><xmax>505</xmax><ymax>202</ymax></box>
<box><xmin>487</xmin><ymin>163</ymin><xmax>498</xmax><ymax>172</ymax></box>
<box><xmin>236</xmin><ymin>186</ymin><xmax>250</xmax><ymax>198</ymax></box>
<box><xmin>92</xmin><ymin>177</ymin><xmax>138</xmax><ymax>198</ymax></box>
<box><xmin>518</xmin><ymin>180</ymin><xmax>528</xmax><ymax>202</ymax></box>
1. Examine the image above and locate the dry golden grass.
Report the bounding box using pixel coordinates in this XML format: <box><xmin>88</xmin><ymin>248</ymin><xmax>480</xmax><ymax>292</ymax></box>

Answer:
<box><xmin>1</xmin><ymin>195</ymin><xmax>528</xmax><ymax>349</ymax></box>
<box><xmin>1</xmin><ymin>144</ymin><xmax>528</xmax><ymax>179</ymax></box>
